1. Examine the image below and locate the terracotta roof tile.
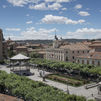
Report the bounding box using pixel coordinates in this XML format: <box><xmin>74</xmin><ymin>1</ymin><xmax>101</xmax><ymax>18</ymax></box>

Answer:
<box><xmin>0</xmin><ymin>94</ymin><xmax>23</xmax><ymax>101</ymax></box>
<box><xmin>60</xmin><ymin>43</ymin><xmax>90</xmax><ymax>50</ymax></box>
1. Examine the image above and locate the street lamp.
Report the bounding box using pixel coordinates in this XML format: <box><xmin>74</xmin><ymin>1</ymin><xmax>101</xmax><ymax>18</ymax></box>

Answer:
<box><xmin>67</xmin><ymin>80</ymin><xmax>69</xmax><ymax>94</ymax></box>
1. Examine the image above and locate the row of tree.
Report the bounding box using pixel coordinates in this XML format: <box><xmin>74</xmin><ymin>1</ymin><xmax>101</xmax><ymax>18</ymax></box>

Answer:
<box><xmin>0</xmin><ymin>70</ymin><xmax>92</xmax><ymax>101</ymax></box>
<box><xmin>30</xmin><ymin>58</ymin><xmax>101</xmax><ymax>81</ymax></box>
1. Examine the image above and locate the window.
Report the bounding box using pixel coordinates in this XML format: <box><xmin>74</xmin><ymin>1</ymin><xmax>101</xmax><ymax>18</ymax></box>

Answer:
<box><xmin>82</xmin><ymin>60</ymin><xmax>84</xmax><ymax>64</ymax></box>
<box><xmin>98</xmin><ymin>61</ymin><xmax>100</xmax><ymax>66</ymax></box>
<box><xmin>78</xmin><ymin>59</ymin><xmax>80</xmax><ymax>63</ymax></box>
<box><xmin>66</xmin><ymin>57</ymin><xmax>68</xmax><ymax>61</ymax></box>
<box><xmin>92</xmin><ymin>60</ymin><xmax>94</xmax><ymax>65</ymax></box>
<box><xmin>78</xmin><ymin>51</ymin><xmax>79</xmax><ymax>53</ymax></box>
<box><xmin>83</xmin><ymin>51</ymin><xmax>84</xmax><ymax>53</ymax></box>
<box><xmin>66</xmin><ymin>51</ymin><xmax>68</xmax><ymax>54</ymax></box>
<box><xmin>87</xmin><ymin>60</ymin><xmax>89</xmax><ymax>65</ymax></box>
<box><xmin>72</xmin><ymin>51</ymin><xmax>74</xmax><ymax>53</ymax></box>
<box><xmin>72</xmin><ymin>56</ymin><xmax>74</xmax><ymax>59</ymax></box>
<box><xmin>87</xmin><ymin>50</ymin><xmax>89</xmax><ymax>53</ymax></box>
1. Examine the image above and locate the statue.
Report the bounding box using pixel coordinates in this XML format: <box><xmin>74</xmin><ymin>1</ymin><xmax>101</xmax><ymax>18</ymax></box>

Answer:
<box><xmin>55</xmin><ymin>34</ymin><xmax>58</xmax><ymax>40</ymax></box>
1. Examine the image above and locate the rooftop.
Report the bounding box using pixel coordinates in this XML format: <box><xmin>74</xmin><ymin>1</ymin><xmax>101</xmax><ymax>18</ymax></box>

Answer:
<box><xmin>10</xmin><ymin>53</ymin><xmax>30</xmax><ymax>60</ymax></box>
<box><xmin>60</xmin><ymin>43</ymin><xmax>90</xmax><ymax>50</ymax></box>
<box><xmin>0</xmin><ymin>94</ymin><xmax>23</xmax><ymax>101</ymax></box>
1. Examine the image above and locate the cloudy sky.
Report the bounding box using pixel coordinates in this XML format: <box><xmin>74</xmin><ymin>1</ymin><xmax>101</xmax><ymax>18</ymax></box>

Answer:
<box><xmin>0</xmin><ymin>0</ymin><xmax>101</xmax><ymax>40</ymax></box>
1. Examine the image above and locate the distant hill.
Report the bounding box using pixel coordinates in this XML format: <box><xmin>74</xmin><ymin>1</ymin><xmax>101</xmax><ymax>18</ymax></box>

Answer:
<box><xmin>15</xmin><ymin>39</ymin><xmax>100</xmax><ymax>44</ymax></box>
<box><xmin>16</xmin><ymin>40</ymin><xmax>53</xmax><ymax>44</ymax></box>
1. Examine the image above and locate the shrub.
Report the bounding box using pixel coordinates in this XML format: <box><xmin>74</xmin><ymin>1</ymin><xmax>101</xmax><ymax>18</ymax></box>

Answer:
<box><xmin>0</xmin><ymin>70</ymin><xmax>88</xmax><ymax>101</ymax></box>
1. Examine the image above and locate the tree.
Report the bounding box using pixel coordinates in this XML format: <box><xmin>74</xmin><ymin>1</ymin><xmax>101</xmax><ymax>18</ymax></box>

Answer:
<box><xmin>29</xmin><ymin>52</ymin><xmax>42</xmax><ymax>58</ymax></box>
<box><xmin>8</xmin><ymin>49</ymin><xmax>15</xmax><ymax>58</ymax></box>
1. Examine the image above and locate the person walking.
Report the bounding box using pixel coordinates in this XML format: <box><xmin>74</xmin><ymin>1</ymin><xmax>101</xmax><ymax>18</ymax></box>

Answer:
<box><xmin>42</xmin><ymin>70</ymin><xmax>46</xmax><ymax>81</ymax></box>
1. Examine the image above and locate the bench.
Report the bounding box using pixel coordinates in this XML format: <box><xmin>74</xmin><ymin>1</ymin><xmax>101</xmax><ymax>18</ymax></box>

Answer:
<box><xmin>84</xmin><ymin>83</ymin><xmax>99</xmax><ymax>89</ymax></box>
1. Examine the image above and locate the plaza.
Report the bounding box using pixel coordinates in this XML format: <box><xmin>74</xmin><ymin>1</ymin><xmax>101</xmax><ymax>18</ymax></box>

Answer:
<box><xmin>0</xmin><ymin>64</ymin><xmax>98</xmax><ymax>100</ymax></box>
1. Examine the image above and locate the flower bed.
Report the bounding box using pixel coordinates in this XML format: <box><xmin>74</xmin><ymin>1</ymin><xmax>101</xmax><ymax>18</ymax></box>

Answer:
<box><xmin>46</xmin><ymin>74</ymin><xmax>89</xmax><ymax>87</ymax></box>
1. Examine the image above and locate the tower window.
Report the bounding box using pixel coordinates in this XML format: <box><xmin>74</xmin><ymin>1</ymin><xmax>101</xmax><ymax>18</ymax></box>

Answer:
<box><xmin>66</xmin><ymin>57</ymin><xmax>68</xmax><ymax>61</ymax></box>
<box><xmin>72</xmin><ymin>51</ymin><xmax>74</xmax><ymax>53</ymax></box>
<box><xmin>72</xmin><ymin>56</ymin><xmax>74</xmax><ymax>59</ymax></box>
<box><xmin>66</xmin><ymin>51</ymin><xmax>68</xmax><ymax>53</ymax></box>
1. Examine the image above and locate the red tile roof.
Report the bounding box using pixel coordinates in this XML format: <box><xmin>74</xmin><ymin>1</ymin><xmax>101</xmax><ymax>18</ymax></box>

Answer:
<box><xmin>60</xmin><ymin>43</ymin><xmax>90</xmax><ymax>50</ymax></box>
<box><xmin>16</xmin><ymin>46</ymin><xmax>27</xmax><ymax>49</ymax></box>
<box><xmin>0</xmin><ymin>94</ymin><xmax>23</xmax><ymax>101</ymax></box>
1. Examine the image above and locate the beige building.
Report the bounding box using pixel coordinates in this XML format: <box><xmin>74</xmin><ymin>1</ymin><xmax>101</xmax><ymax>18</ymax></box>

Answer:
<box><xmin>0</xmin><ymin>29</ymin><xmax>3</xmax><ymax>61</ymax></box>
<box><xmin>16</xmin><ymin>46</ymin><xmax>28</xmax><ymax>55</ymax></box>
<box><xmin>46</xmin><ymin>35</ymin><xmax>90</xmax><ymax>63</ymax></box>
<box><xmin>76</xmin><ymin>40</ymin><xmax>101</xmax><ymax>66</ymax></box>
<box><xmin>0</xmin><ymin>29</ymin><xmax>7</xmax><ymax>60</ymax></box>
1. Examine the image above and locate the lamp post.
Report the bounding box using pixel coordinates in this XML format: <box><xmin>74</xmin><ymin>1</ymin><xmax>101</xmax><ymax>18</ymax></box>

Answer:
<box><xmin>67</xmin><ymin>80</ymin><xmax>69</xmax><ymax>94</ymax></box>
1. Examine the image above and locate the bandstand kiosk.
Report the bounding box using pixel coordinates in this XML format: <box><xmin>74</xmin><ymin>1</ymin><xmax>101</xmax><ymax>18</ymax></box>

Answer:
<box><xmin>10</xmin><ymin>53</ymin><xmax>31</xmax><ymax>76</ymax></box>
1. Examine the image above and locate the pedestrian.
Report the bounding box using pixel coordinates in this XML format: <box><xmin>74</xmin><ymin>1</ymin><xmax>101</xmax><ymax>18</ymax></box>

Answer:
<box><xmin>39</xmin><ymin>70</ymin><xmax>42</xmax><ymax>77</ymax></box>
<box><xmin>42</xmin><ymin>70</ymin><xmax>46</xmax><ymax>81</ymax></box>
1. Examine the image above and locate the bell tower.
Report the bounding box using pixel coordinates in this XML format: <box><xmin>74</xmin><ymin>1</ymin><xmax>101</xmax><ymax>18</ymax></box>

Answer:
<box><xmin>53</xmin><ymin>34</ymin><xmax>60</xmax><ymax>48</ymax></box>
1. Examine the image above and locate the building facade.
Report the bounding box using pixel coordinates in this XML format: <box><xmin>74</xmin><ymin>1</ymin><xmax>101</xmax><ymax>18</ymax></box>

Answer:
<box><xmin>76</xmin><ymin>41</ymin><xmax>101</xmax><ymax>66</ymax></box>
<box><xmin>46</xmin><ymin>35</ymin><xmax>90</xmax><ymax>63</ymax></box>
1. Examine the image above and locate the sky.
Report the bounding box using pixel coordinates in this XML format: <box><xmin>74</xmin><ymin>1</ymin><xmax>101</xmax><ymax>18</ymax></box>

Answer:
<box><xmin>0</xmin><ymin>0</ymin><xmax>101</xmax><ymax>40</ymax></box>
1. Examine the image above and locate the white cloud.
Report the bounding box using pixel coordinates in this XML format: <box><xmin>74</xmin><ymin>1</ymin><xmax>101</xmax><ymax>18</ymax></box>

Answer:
<box><xmin>26</xmin><ymin>21</ymin><xmax>32</xmax><ymax>24</ymax></box>
<box><xmin>48</xmin><ymin>2</ymin><xmax>62</xmax><ymax>10</ymax></box>
<box><xmin>75</xmin><ymin>4</ymin><xmax>82</xmax><ymax>9</ymax></box>
<box><xmin>26</xmin><ymin>14</ymin><xmax>30</xmax><ymax>16</ymax></box>
<box><xmin>21</xmin><ymin>27</ymin><xmax>56</xmax><ymax>39</ymax></box>
<box><xmin>62</xmin><ymin>8</ymin><xmax>67</xmax><ymax>10</ymax></box>
<box><xmin>5</xmin><ymin>27</ymin><xmax>101</xmax><ymax>40</ymax></box>
<box><xmin>5</xmin><ymin>28</ymin><xmax>21</xmax><ymax>31</ymax></box>
<box><xmin>29</xmin><ymin>2</ymin><xmax>62</xmax><ymax>10</ymax></box>
<box><xmin>5</xmin><ymin>27</ymin><xmax>57</xmax><ymax>40</ymax></box>
<box><xmin>41</xmin><ymin>14</ymin><xmax>85</xmax><ymax>24</ymax></box>
<box><xmin>7</xmin><ymin>0</ymin><xmax>71</xmax><ymax>10</ymax></box>
<box><xmin>79</xmin><ymin>11</ymin><xmax>90</xmax><ymax>16</ymax></box>
<box><xmin>7</xmin><ymin>0</ymin><xmax>39</xmax><ymax>7</ymax></box>
<box><xmin>29</xmin><ymin>3</ymin><xmax>47</xmax><ymax>10</ymax></box>
<box><xmin>2</xmin><ymin>5</ymin><xmax>7</xmax><ymax>8</ymax></box>
<box><xmin>66</xmin><ymin>28</ymin><xmax>101</xmax><ymax>39</ymax></box>
<box><xmin>45</xmin><ymin>0</ymin><xmax>71</xmax><ymax>3</ymax></box>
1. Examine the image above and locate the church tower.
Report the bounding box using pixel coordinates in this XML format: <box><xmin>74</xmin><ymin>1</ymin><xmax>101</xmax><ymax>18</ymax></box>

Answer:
<box><xmin>53</xmin><ymin>35</ymin><xmax>60</xmax><ymax>48</ymax></box>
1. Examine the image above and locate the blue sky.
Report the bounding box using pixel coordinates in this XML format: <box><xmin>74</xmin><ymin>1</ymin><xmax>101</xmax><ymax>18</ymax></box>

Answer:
<box><xmin>0</xmin><ymin>0</ymin><xmax>101</xmax><ymax>40</ymax></box>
